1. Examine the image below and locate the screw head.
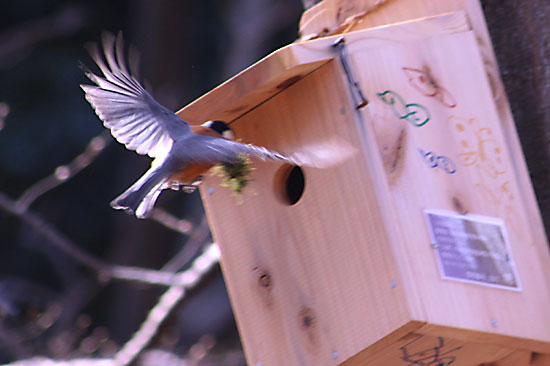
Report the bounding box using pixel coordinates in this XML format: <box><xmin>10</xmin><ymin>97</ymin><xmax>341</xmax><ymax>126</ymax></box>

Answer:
<box><xmin>331</xmin><ymin>351</ymin><xmax>339</xmax><ymax>359</ymax></box>
<box><xmin>208</xmin><ymin>187</ymin><xmax>215</xmax><ymax>195</ymax></box>
<box><xmin>431</xmin><ymin>241</ymin><xmax>440</xmax><ymax>249</ymax></box>
<box><xmin>390</xmin><ymin>280</ymin><xmax>397</xmax><ymax>288</ymax></box>
<box><xmin>491</xmin><ymin>319</ymin><xmax>499</xmax><ymax>327</ymax></box>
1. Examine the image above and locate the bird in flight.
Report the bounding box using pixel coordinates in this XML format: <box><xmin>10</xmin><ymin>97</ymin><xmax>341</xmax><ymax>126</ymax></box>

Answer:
<box><xmin>81</xmin><ymin>32</ymin><xmax>354</xmax><ymax>218</ymax></box>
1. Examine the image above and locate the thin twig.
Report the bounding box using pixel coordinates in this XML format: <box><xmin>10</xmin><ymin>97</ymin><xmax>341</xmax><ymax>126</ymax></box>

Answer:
<box><xmin>0</xmin><ymin>191</ymin><xmax>217</xmax><ymax>287</ymax></box>
<box><xmin>0</xmin><ymin>191</ymin><xmax>106</xmax><ymax>272</ymax></box>
<box><xmin>1</xmin><ymin>188</ymin><xmax>222</xmax><ymax>364</ymax></box>
<box><xmin>0</xmin><ymin>3</ymin><xmax>91</xmax><ymax>66</ymax></box>
<box><xmin>17</xmin><ymin>131</ymin><xmax>111</xmax><ymax>211</ymax></box>
<box><xmin>5</xmin><ymin>357</ymin><xmax>115</xmax><ymax>366</ymax></box>
<box><xmin>161</xmin><ymin>215</ymin><xmax>211</xmax><ymax>272</ymax></box>
<box><xmin>149</xmin><ymin>208</ymin><xmax>193</xmax><ymax>235</ymax></box>
<box><xmin>113</xmin><ymin>244</ymin><xmax>220</xmax><ymax>366</ymax></box>
<box><xmin>1</xmin><ymin>245</ymin><xmax>220</xmax><ymax>366</ymax></box>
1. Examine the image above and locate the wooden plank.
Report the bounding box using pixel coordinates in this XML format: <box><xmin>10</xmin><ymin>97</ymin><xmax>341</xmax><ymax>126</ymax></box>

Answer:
<box><xmin>177</xmin><ymin>1</ymin><xmax>550</xmax><ymax>364</ymax></box>
<box><xmin>299</xmin><ymin>0</ymin><xmax>466</xmax><ymax>39</ymax></box>
<box><xmin>353</xmin><ymin>27</ymin><xmax>550</xmax><ymax>346</ymax></box>
<box><xmin>531</xmin><ymin>353</ymin><xmax>550</xmax><ymax>366</ymax></box>
<box><xmin>490</xmin><ymin>350</ymin><xmax>532</xmax><ymax>366</ymax></box>
<box><xmin>340</xmin><ymin>321</ymin><xmax>425</xmax><ymax>365</ymax></box>
<box><xmin>200</xmin><ymin>62</ymin><xmax>414</xmax><ymax>366</ymax></box>
<box><xmin>197</xmin><ymin>29</ymin><xmax>550</xmax><ymax>363</ymax></box>
<box><xmin>299</xmin><ymin>0</ymin><xmax>550</xmax><ymax>324</ymax></box>
<box><xmin>419</xmin><ymin>324</ymin><xmax>550</xmax><ymax>355</ymax></box>
<box><xmin>176</xmin><ymin>11</ymin><xmax>470</xmax><ymax>124</ymax></box>
<box><xmin>344</xmin><ymin>332</ymin><xmax>514</xmax><ymax>366</ymax></box>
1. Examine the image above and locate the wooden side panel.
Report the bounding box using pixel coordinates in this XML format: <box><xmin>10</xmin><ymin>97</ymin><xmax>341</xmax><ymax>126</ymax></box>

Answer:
<box><xmin>531</xmin><ymin>353</ymin><xmax>550</xmax><ymax>366</ymax></box>
<box><xmin>351</xmin><ymin>29</ymin><xmax>550</xmax><ymax>342</ymax></box>
<box><xmin>419</xmin><ymin>325</ymin><xmax>550</xmax><ymax>355</ymax></box>
<box><xmin>174</xmin><ymin>2</ymin><xmax>550</xmax><ymax>364</ymax></box>
<box><xmin>199</xmin><ymin>63</ymin><xmax>412</xmax><ymax>366</ymax></box>
<box><xmin>343</xmin><ymin>332</ymin><xmax>514</xmax><ymax>366</ymax></box>
<box><xmin>491</xmin><ymin>350</ymin><xmax>532</xmax><ymax>366</ymax></box>
<box><xmin>300</xmin><ymin>0</ymin><xmax>550</xmax><ymax>321</ymax></box>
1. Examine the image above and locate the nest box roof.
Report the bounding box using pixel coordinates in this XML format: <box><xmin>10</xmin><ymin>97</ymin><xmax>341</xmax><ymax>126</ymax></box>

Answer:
<box><xmin>176</xmin><ymin>11</ymin><xmax>468</xmax><ymax>125</ymax></box>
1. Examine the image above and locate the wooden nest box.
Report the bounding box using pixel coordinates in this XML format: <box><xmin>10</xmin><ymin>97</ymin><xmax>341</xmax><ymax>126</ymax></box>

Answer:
<box><xmin>177</xmin><ymin>2</ymin><xmax>550</xmax><ymax>365</ymax></box>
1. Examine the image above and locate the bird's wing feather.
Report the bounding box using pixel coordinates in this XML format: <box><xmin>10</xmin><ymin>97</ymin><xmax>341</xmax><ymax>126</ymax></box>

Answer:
<box><xmin>80</xmin><ymin>32</ymin><xmax>190</xmax><ymax>158</ymax></box>
<box><xmin>175</xmin><ymin>136</ymin><xmax>293</xmax><ymax>165</ymax></box>
<box><xmin>181</xmin><ymin>135</ymin><xmax>357</xmax><ymax>168</ymax></box>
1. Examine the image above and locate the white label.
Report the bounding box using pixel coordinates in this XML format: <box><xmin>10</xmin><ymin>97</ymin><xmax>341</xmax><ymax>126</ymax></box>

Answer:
<box><xmin>425</xmin><ymin>210</ymin><xmax>521</xmax><ymax>291</ymax></box>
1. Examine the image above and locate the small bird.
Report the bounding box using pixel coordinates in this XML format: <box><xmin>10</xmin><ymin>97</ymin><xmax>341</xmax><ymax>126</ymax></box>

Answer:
<box><xmin>81</xmin><ymin>32</ymin><xmax>355</xmax><ymax>218</ymax></box>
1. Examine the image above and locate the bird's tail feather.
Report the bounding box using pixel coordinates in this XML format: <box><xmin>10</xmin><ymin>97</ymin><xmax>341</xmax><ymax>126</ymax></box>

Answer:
<box><xmin>241</xmin><ymin>137</ymin><xmax>356</xmax><ymax>168</ymax></box>
<box><xmin>287</xmin><ymin>137</ymin><xmax>358</xmax><ymax>168</ymax></box>
<box><xmin>111</xmin><ymin>166</ymin><xmax>168</xmax><ymax>219</ymax></box>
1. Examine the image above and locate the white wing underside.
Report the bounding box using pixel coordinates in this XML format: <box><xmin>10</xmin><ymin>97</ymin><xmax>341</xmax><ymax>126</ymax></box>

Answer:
<box><xmin>81</xmin><ymin>33</ymin><xmax>179</xmax><ymax>159</ymax></box>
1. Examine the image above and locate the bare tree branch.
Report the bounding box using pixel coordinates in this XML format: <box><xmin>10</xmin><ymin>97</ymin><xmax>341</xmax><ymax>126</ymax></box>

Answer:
<box><xmin>149</xmin><ymin>208</ymin><xmax>193</xmax><ymax>235</ymax></box>
<box><xmin>0</xmin><ymin>3</ymin><xmax>92</xmax><ymax>67</ymax></box>
<box><xmin>0</xmin><ymin>191</ymin><xmax>107</xmax><ymax>272</ymax></box>
<box><xmin>14</xmin><ymin>128</ymin><xmax>197</xmax><ymax>236</ymax></box>
<box><xmin>0</xmin><ymin>191</ymin><xmax>216</xmax><ymax>287</ymax></box>
<box><xmin>114</xmin><ymin>244</ymin><xmax>220</xmax><ymax>366</ymax></box>
<box><xmin>6</xmin><ymin>357</ymin><xmax>116</xmax><ymax>366</ymax></box>
<box><xmin>17</xmin><ymin>131</ymin><xmax>111</xmax><ymax>211</ymax></box>
<box><xmin>0</xmin><ymin>101</ymin><xmax>9</xmax><ymax>131</ymax></box>
<box><xmin>161</xmin><ymin>215</ymin><xmax>211</xmax><ymax>272</ymax></box>
<box><xmin>3</xmin><ymin>244</ymin><xmax>221</xmax><ymax>366</ymax></box>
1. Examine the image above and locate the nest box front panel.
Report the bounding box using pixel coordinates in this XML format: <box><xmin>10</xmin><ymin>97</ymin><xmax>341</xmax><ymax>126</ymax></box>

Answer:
<box><xmin>349</xmin><ymin>29</ymin><xmax>550</xmax><ymax>342</ymax></box>
<box><xmin>199</xmin><ymin>62</ymin><xmax>416</xmax><ymax>365</ymax></box>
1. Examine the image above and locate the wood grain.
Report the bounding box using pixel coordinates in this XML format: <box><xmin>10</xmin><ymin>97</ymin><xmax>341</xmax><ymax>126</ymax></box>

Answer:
<box><xmin>201</xmin><ymin>62</ymin><xmax>413</xmax><ymax>365</ymax></box>
<box><xmin>176</xmin><ymin>11</ymin><xmax>469</xmax><ymax>125</ymax></box>
<box><xmin>490</xmin><ymin>350</ymin><xmax>532</xmax><ymax>366</ymax></box>
<box><xmin>531</xmin><ymin>353</ymin><xmax>550</xmax><ymax>366</ymax></box>
<box><xmin>349</xmin><ymin>333</ymin><xmax>514</xmax><ymax>366</ymax></box>
<box><xmin>173</xmin><ymin>2</ymin><xmax>550</xmax><ymax>365</ymax></box>
<box><xmin>300</xmin><ymin>0</ymin><xmax>550</xmax><ymax>316</ymax></box>
<box><xmin>356</xmin><ymin>29</ymin><xmax>550</xmax><ymax>344</ymax></box>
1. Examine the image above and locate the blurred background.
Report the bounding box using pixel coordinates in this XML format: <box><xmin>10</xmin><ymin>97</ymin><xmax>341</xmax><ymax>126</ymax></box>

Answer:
<box><xmin>1</xmin><ymin>0</ymin><xmax>549</xmax><ymax>365</ymax></box>
<box><xmin>0</xmin><ymin>0</ymin><xmax>303</xmax><ymax>364</ymax></box>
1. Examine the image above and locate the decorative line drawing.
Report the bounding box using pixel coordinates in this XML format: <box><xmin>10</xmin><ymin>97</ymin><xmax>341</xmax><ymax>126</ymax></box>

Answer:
<box><xmin>400</xmin><ymin>335</ymin><xmax>462</xmax><ymax>366</ymax></box>
<box><xmin>449</xmin><ymin>116</ymin><xmax>517</xmax><ymax>230</ymax></box>
<box><xmin>451</xmin><ymin>116</ymin><xmax>506</xmax><ymax>178</ymax></box>
<box><xmin>418</xmin><ymin>148</ymin><xmax>457</xmax><ymax>174</ymax></box>
<box><xmin>403</xmin><ymin>66</ymin><xmax>457</xmax><ymax>108</ymax></box>
<box><xmin>377</xmin><ymin>90</ymin><xmax>431</xmax><ymax>127</ymax></box>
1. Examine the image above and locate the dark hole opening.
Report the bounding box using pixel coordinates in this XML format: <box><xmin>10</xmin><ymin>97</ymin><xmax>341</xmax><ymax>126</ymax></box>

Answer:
<box><xmin>284</xmin><ymin>166</ymin><xmax>305</xmax><ymax>205</ymax></box>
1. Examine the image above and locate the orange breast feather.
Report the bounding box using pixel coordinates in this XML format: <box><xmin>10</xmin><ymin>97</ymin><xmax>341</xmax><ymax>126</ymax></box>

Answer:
<box><xmin>168</xmin><ymin>125</ymin><xmax>224</xmax><ymax>185</ymax></box>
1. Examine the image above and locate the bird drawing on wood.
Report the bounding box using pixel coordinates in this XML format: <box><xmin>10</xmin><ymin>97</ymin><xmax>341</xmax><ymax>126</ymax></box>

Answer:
<box><xmin>81</xmin><ymin>32</ymin><xmax>355</xmax><ymax>218</ymax></box>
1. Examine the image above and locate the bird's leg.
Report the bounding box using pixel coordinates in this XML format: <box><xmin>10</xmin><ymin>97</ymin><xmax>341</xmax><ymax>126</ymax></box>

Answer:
<box><xmin>169</xmin><ymin>180</ymin><xmax>183</xmax><ymax>191</ymax></box>
<box><xmin>181</xmin><ymin>177</ymin><xmax>203</xmax><ymax>193</ymax></box>
<box><xmin>182</xmin><ymin>185</ymin><xmax>196</xmax><ymax>193</ymax></box>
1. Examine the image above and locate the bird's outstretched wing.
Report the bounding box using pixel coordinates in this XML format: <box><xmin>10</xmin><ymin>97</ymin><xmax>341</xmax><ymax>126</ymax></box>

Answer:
<box><xmin>182</xmin><ymin>135</ymin><xmax>357</xmax><ymax>168</ymax></box>
<box><xmin>80</xmin><ymin>32</ymin><xmax>190</xmax><ymax>158</ymax></box>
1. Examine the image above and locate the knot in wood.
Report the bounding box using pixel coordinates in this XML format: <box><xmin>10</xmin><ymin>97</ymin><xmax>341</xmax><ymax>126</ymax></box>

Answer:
<box><xmin>259</xmin><ymin>273</ymin><xmax>272</xmax><ymax>288</ymax></box>
<box><xmin>298</xmin><ymin>307</ymin><xmax>316</xmax><ymax>329</ymax></box>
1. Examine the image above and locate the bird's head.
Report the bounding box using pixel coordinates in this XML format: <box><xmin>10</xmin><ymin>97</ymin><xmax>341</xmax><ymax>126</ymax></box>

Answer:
<box><xmin>201</xmin><ymin>120</ymin><xmax>235</xmax><ymax>140</ymax></box>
